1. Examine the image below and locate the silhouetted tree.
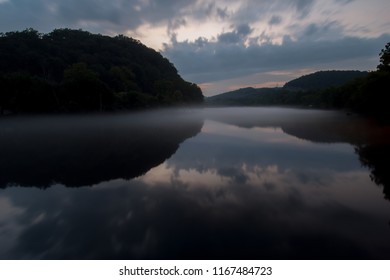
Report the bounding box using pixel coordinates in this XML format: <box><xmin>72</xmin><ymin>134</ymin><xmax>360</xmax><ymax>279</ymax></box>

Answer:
<box><xmin>355</xmin><ymin>144</ymin><xmax>390</xmax><ymax>201</ymax></box>
<box><xmin>377</xmin><ymin>42</ymin><xmax>390</xmax><ymax>72</ymax></box>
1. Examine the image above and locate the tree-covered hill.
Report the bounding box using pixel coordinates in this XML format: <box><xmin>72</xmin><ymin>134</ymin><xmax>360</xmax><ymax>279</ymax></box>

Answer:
<box><xmin>206</xmin><ymin>45</ymin><xmax>390</xmax><ymax>122</ymax></box>
<box><xmin>207</xmin><ymin>70</ymin><xmax>369</xmax><ymax>107</ymax></box>
<box><xmin>283</xmin><ymin>70</ymin><xmax>368</xmax><ymax>91</ymax></box>
<box><xmin>0</xmin><ymin>28</ymin><xmax>203</xmax><ymax>113</ymax></box>
<box><xmin>206</xmin><ymin>87</ymin><xmax>287</xmax><ymax>106</ymax></box>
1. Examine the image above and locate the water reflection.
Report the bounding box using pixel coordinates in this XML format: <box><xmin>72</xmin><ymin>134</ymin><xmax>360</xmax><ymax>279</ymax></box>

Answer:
<box><xmin>1</xmin><ymin>107</ymin><xmax>390</xmax><ymax>259</ymax></box>
<box><xmin>0</xmin><ymin>109</ymin><xmax>203</xmax><ymax>188</ymax></box>
<box><xmin>204</xmin><ymin>107</ymin><xmax>390</xmax><ymax>144</ymax></box>
<box><xmin>203</xmin><ymin>107</ymin><xmax>390</xmax><ymax>202</ymax></box>
<box><xmin>356</xmin><ymin>144</ymin><xmax>390</xmax><ymax>200</ymax></box>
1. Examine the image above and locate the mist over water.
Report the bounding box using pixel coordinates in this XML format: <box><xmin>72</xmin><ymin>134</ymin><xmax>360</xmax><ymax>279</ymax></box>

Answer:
<box><xmin>1</xmin><ymin>107</ymin><xmax>390</xmax><ymax>259</ymax></box>
<box><xmin>0</xmin><ymin>109</ymin><xmax>204</xmax><ymax>187</ymax></box>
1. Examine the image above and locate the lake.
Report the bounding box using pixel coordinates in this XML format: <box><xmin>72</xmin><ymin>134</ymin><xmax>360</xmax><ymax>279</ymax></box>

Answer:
<box><xmin>1</xmin><ymin>107</ymin><xmax>390</xmax><ymax>259</ymax></box>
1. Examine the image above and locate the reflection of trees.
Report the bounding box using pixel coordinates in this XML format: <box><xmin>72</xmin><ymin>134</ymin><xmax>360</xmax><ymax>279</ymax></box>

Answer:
<box><xmin>206</xmin><ymin>108</ymin><xmax>390</xmax><ymax>202</ymax></box>
<box><xmin>0</xmin><ymin>111</ymin><xmax>203</xmax><ymax>188</ymax></box>
<box><xmin>206</xmin><ymin>108</ymin><xmax>375</xmax><ymax>144</ymax></box>
<box><xmin>355</xmin><ymin>145</ymin><xmax>390</xmax><ymax>200</ymax></box>
<box><xmin>282</xmin><ymin>114</ymin><xmax>390</xmax><ymax>202</ymax></box>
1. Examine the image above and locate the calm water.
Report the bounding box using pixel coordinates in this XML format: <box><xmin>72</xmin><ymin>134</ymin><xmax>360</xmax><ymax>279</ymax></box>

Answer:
<box><xmin>1</xmin><ymin>107</ymin><xmax>390</xmax><ymax>259</ymax></box>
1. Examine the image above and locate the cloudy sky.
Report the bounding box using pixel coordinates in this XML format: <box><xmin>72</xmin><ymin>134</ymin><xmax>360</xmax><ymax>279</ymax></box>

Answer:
<box><xmin>1</xmin><ymin>0</ymin><xmax>389</xmax><ymax>96</ymax></box>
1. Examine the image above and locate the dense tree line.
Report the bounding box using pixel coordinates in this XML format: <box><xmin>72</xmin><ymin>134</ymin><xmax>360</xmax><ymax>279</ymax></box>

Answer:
<box><xmin>207</xmin><ymin>71</ymin><xmax>370</xmax><ymax>107</ymax></box>
<box><xmin>287</xmin><ymin>43</ymin><xmax>390</xmax><ymax>119</ymax></box>
<box><xmin>207</xmin><ymin>42</ymin><xmax>390</xmax><ymax>120</ymax></box>
<box><xmin>0</xmin><ymin>28</ymin><xmax>203</xmax><ymax>113</ymax></box>
<box><xmin>283</xmin><ymin>70</ymin><xmax>368</xmax><ymax>91</ymax></box>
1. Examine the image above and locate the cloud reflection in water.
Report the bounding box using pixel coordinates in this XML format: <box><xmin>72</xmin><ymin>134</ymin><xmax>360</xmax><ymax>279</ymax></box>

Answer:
<box><xmin>1</xmin><ymin>107</ymin><xmax>390</xmax><ymax>259</ymax></box>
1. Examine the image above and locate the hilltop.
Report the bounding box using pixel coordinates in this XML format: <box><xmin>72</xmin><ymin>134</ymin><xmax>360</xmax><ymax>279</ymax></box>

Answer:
<box><xmin>207</xmin><ymin>70</ymin><xmax>368</xmax><ymax>106</ymax></box>
<box><xmin>206</xmin><ymin>59</ymin><xmax>389</xmax><ymax>120</ymax></box>
<box><xmin>283</xmin><ymin>70</ymin><xmax>368</xmax><ymax>91</ymax></box>
<box><xmin>0</xmin><ymin>28</ymin><xmax>203</xmax><ymax>113</ymax></box>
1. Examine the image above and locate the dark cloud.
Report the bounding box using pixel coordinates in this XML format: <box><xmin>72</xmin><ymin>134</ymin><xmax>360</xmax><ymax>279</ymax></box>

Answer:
<box><xmin>231</xmin><ymin>0</ymin><xmax>317</xmax><ymax>25</ymax></box>
<box><xmin>0</xmin><ymin>0</ymin><xmax>137</xmax><ymax>33</ymax></box>
<box><xmin>0</xmin><ymin>0</ymin><xmax>375</xmax><ymax>37</ymax></box>
<box><xmin>236</xmin><ymin>23</ymin><xmax>253</xmax><ymax>36</ymax></box>
<box><xmin>294</xmin><ymin>0</ymin><xmax>315</xmax><ymax>18</ymax></box>
<box><xmin>168</xmin><ymin>18</ymin><xmax>187</xmax><ymax>37</ymax></box>
<box><xmin>218</xmin><ymin>31</ymin><xmax>240</xmax><ymax>44</ymax></box>
<box><xmin>0</xmin><ymin>0</ymin><xmax>198</xmax><ymax>34</ymax></box>
<box><xmin>299</xmin><ymin>21</ymin><xmax>344</xmax><ymax>40</ymax></box>
<box><xmin>269</xmin><ymin>15</ymin><xmax>283</xmax><ymax>26</ymax></box>
<box><xmin>194</xmin><ymin>37</ymin><xmax>209</xmax><ymax>48</ymax></box>
<box><xmin>217</xmin><ymin>23</ymin><xmax>253</xmax><ymax>44</ymax></box>
<box><xmin>0</xmin><ymin>0</ymin><xmax>52</xmax><ymax>32</ymax></box>
<box><xmin>55</xmin><ymin>0</ymin><xmax>123</xmax><ymax>24</ymax></box>
<box><xmin>304</xmin><ymin>23</ymin><xmax>319</xmax><ymax>37</ymax></box>
<box><xmin>137</xmin><ymin>0</ymin><xmax>198</xmax><ymax>24</ymax></box>
<box><xmin>163</xmin><ymin>33</ymin><xmax>390</xmax><ymax>83</ymax></box>
<box><xmin>216</xmin><ymin>7</ymin><xmax>229</xmax><ymax>20</ymax></box>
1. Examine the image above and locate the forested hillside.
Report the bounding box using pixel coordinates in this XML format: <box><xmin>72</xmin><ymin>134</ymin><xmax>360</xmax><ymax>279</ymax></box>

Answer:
<box><xmin>207</xmin><ymin>42</ymin><xmax>390</xmax><ymax>120</ymax></box>
<box><xmin>206</xmin><ymin>71</ymin><xmax>368</xmax><ymax>106</ymax></box>
<box><xmin>0</xmin><ymin>28</ymin><xmax>203</xmax><ymax>113</ymax></box>
<box><xmin>283</xmin><ymin>70</ymin><xmax>368</xmax><ymax>90</ymax></box>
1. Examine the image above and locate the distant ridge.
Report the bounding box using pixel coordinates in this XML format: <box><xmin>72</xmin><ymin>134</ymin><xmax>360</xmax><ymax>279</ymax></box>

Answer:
<box><xmin>206</xmin><ymin>87</ymin><xmax>283</xmax><ymax>106</ymax></box>
<box><xmin>283</xmin><ymin>70</ymin><xmax>368</xmax><ymax>91</ymax></box>
<box><xmin>206</xmin><ymin>70</ymin><xmax>369</xmax><ymax>106</ymax></box>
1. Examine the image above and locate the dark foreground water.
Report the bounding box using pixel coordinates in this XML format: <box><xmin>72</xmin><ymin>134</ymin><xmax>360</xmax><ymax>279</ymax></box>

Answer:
<box><xmin>1</xmin><ymin>107</ymin><xmax>390</xmax><ymax>259</ymax></box>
